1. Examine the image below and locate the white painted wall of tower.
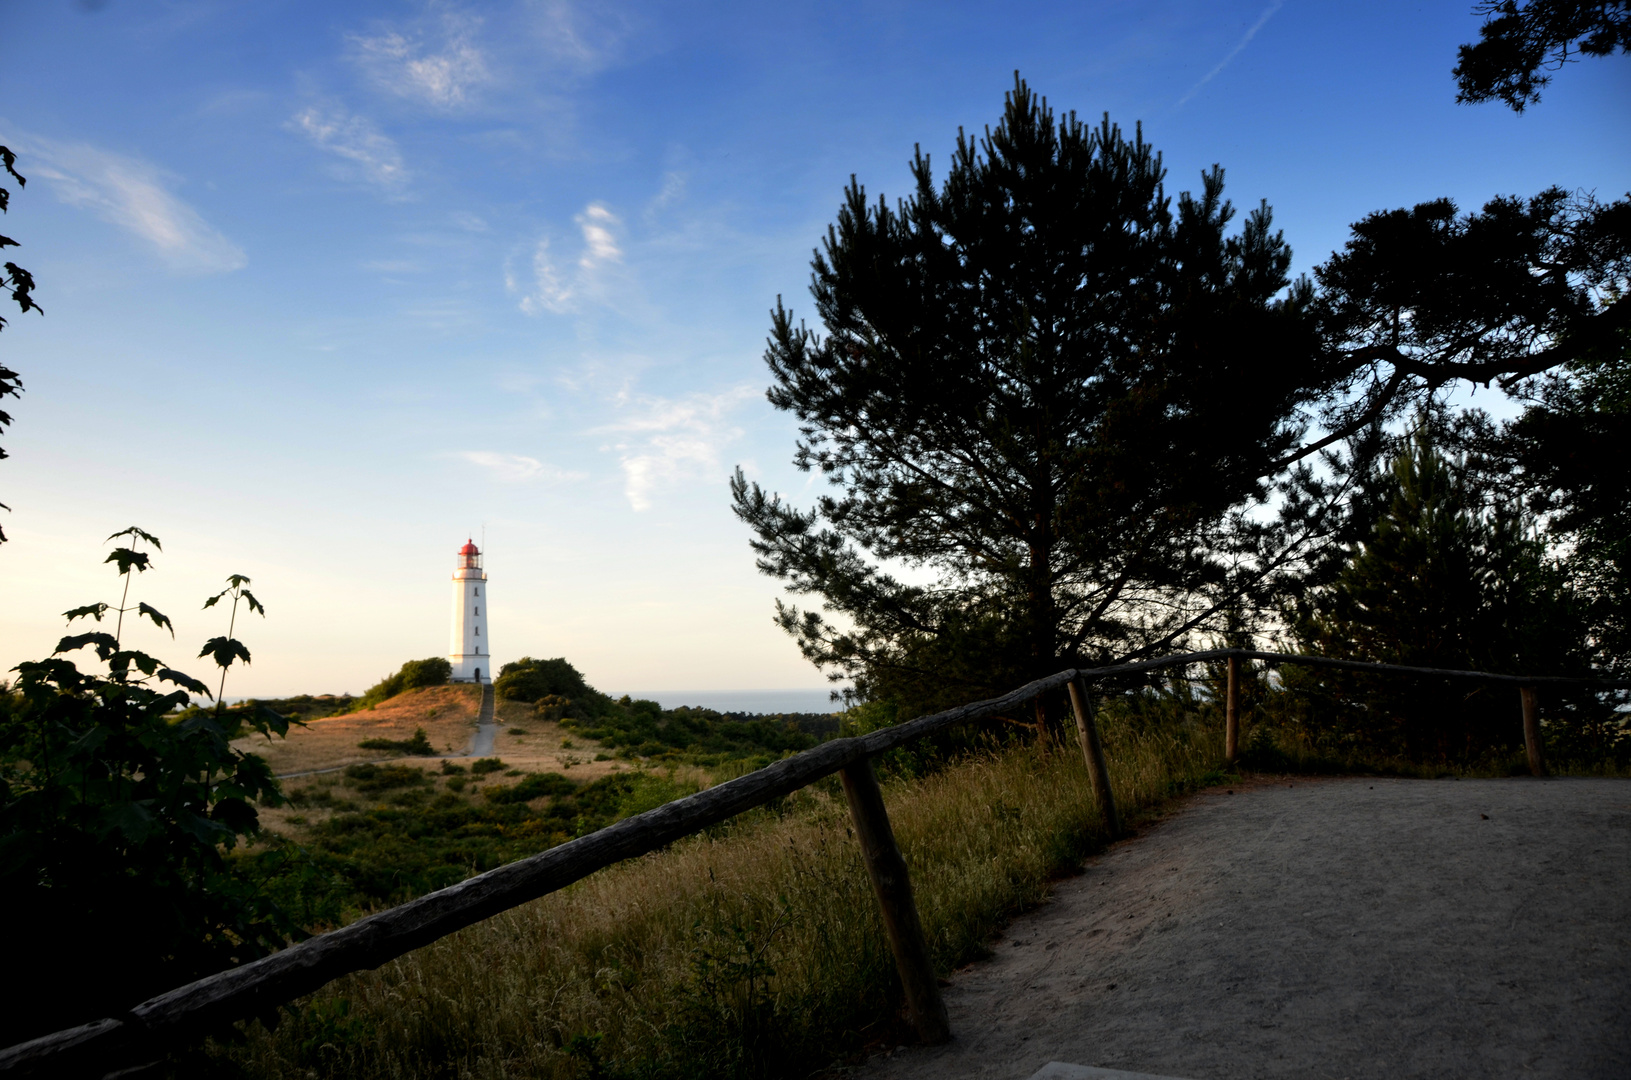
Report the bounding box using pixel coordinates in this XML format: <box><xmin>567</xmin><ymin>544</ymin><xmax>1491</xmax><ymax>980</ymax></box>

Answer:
<box><xmin>449</xmin><ymin>540</ymin><xmax>490</xmax><ymax>683</ymax></box>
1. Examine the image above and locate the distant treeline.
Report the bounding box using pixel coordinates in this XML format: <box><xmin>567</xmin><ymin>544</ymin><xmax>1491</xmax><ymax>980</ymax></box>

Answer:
<box><xmin>496</xmin><ymin>656</ymin><xmax>839</xmax><ymax>766</ymax></box>
<box><xmin>721</xmin><ymin>711</ymin><xmax>841</xmax><ymax>738</ymax></box>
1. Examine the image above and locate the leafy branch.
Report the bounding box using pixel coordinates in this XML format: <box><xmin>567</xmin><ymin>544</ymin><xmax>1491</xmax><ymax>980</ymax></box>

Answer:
<box><xmin>3</xmin><ymin>532</ymin><xmax>297</xmax><ymax>1041</ymax></box>
<box><xmin>202</xmin><ymin>573</ymin><xmax>265</xmax><ymax>717</ymax></box>
<box><xmin>0</xmin><ymin>144</ymin><xmax>43</xmax><ymax>545</ymax></box>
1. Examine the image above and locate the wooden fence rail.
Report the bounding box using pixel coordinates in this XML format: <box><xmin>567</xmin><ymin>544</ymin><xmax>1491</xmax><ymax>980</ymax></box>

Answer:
<box><xmin>4</xmin><ymin>649</ymin><xmax>1626</xmax><ymax>1077</ymax></box>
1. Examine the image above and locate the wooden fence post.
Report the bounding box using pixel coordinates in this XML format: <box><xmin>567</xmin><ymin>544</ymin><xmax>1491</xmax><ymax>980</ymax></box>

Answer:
<box><xmin>839</xmin><ymin>756</ymin><xmax>951</xmax><ymax>1045</ymax></box>
<box><xmin>1225</xmin><ymin>654</ymin><xmax>1240</xmax><ymax>766</ymax></box>
<box><xmin>1520</xmin><ymin>686</ymin><xmax>1547</xmax><ymax>777</ymax></box>
<box><xmin>1066</xmin><ymin>677</ymin><xmax>1121</xmax><ymax>839</ymax></box>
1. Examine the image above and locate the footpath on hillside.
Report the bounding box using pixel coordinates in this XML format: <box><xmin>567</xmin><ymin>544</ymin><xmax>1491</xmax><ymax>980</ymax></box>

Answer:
<box><xmin>861</xmin><ymin>777</ymin><xmax>1631</xmax><ymax>1080</ymax></box>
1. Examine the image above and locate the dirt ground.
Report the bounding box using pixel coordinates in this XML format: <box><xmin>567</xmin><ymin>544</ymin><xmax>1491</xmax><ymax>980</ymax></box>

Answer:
<box><xmin>861</xmin><ymin>777</ymin><xmax>1631</xmax><ymax>1080</ymax></box>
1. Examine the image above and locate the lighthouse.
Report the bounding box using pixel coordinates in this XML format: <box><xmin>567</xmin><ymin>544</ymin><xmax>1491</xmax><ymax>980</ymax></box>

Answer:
<box><xmin>449</xmin><ymin>539</ymin><xmax>490</xmax><ymax>683</ymax></box>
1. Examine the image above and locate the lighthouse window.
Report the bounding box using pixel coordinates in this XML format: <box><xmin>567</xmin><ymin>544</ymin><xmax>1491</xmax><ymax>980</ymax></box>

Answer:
<box><xmin>475</xmin><ymin>626</ymin><xmax>480</xmax><ymax>635</ymax></box>
<box><xmin>474</xmin><ymin>587</ymin><xmax>480</xmax><ymax>597</ymax></box>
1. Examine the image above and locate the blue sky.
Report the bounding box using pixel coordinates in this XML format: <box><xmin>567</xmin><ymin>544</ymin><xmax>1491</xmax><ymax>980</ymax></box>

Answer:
<box><xmin>1</xmin><ymin>0</ymin><xmax>1626</xmax><ymax>699</ymax></box>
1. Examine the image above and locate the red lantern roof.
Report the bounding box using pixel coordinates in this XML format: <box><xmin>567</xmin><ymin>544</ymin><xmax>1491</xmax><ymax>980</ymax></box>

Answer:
<box><xmin>460</xmin><ymin>539</ymin><xmax>479</xmax><ymax>555</ymax></box>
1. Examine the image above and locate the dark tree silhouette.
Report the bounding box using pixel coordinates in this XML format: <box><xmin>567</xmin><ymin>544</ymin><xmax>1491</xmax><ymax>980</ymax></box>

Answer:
<box><xmin>731</xmin><ymin>79</ymin><xmax>1628</xmax><ymax>720</ymax></box>
<box><xmin>1500</xmin><ymin>352</ymin><xmax>1631</xmax><ymax>672</ymax></box>
<box><xmin>1309</xmin><ymin>188</ymin><xmax>1630</xmax><ymax>459</ymax></box>
<box><xmin>1</xmin><ymin>530</ymin><xmax>294</xmax><ymax>1045</ymax></box>
<box><xmin>1454</xmin><ymin>0</ymin><xmax>1631</xmax><ymax>111</ymax></box>
<box><xmin>1</xmin><ymin>146</ymin><xmax>43</xmax><ymax>544</ymax></box>
<box><xmin>731</xmin><ymin>78</ymin><xmax>1340</xmax><ymax>716</ymax></box>
<box><xmin>1291</xmin><ymin>426</ymin><xmax>1587</xmax><ymax>760</ymax></box>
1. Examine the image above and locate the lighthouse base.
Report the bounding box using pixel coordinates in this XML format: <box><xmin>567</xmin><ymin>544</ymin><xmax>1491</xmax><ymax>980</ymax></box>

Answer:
<box><xmin>450</xmin><ymin>654</ymin><xmax>490</xmax><ymax>683</ymax></box>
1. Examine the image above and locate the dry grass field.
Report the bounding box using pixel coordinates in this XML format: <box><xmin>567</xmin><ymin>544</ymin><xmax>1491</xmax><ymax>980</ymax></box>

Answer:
<box><xmin>485</xmin><ymin>695</ymin><xmax>626</xmax><ymax>781</ymax></box>
<box><xmin>230</xmin><ymin>686</ymin><xmax>623</xmax><ymax>781</ymax></box>
<box><xmin>231</xmin><ymin>684</ymin><xmax>482</xmax><ymax>776</ymax></box>
<box><xmin>211</xmin><ymin>711</ymin><xmax>1230</xmax><ymax>1080</ymax></box>
<box><xmin>238</xmin><ymin>686</ymin><xmax>630</xmax><ymax>839</ymax></box>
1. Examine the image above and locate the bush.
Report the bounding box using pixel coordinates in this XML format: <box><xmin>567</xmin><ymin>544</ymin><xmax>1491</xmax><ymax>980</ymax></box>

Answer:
<box><xmin>501</xmin><ymin>657</ymin><xmax>838</xmax><ymax>766</ymax></box>
<box><xmin>534</xmin><ymin>693</ymin><xmax>574</xmax><ymax>720</ymax></box>
<box><xmin>355</xmin><ymin>658</ymin><xmax>452</xmax><ymax>710</ymax></box>
<box><xmin>567</xmin><ymin>702</ymin><xmax>818</xmax><ymax>764</ymax></box>
<box><xmin>496</xmin><ymin>657</ymin><xmax>603</xmax><ymax>709</ymax></box>
<box><xmin>342</xmin><ymin>763</ymin><xmax>432</xmax><ymax>795</ymax></box>
<box><xmin>485</xmin><ymin>771</ymin><xmax>577</xmax><ymax>803</ymax></box>
<box><xmin>357</xmin><ymin>727</ymin><xmax>434</xmax><ymax>755</ymax></box>
<box><xmin>0</xmin><ymin>530</ymin><xmax>295</xmax><ymax>1045</ymax></box>
<box><xmin>240</xmin><ymin>771</ymin><xmax>699</xmax><ymax>918</ymax></box>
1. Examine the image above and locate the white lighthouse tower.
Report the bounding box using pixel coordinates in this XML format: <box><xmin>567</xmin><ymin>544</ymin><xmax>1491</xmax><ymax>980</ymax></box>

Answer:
<box><xmin>449</xmin><ymin>539</ymin><xmax>490</xmax><ymax>683</ymax></box>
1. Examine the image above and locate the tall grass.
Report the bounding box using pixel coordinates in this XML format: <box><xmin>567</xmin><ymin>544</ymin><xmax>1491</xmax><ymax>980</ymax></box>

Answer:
<box><xmin>203</xmin><ymin>709</ymin><xmax>1226</xmax><ymax>1080</ymax></box>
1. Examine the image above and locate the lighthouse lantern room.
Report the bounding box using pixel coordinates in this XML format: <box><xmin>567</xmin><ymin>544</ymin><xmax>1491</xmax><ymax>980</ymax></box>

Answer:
<box><xmin>449</xmin><ymin>539</ymin><xmax>490</xmax><ymax>683</ymax></box>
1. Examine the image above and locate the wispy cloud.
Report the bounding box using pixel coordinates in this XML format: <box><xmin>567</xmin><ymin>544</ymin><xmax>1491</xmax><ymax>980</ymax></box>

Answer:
<box><xmin>576</xmin><ymin>203</ymin><xmax>621</xmax><ymax>265</ymax></box>
<box><xmin>349</xmin><ymin>11</ymin><xmax>491</xmax><ymax>109</ymax></box>
<box><xmin>1176</xmin><ymin>0</ymin><xmax>1286</xmax><ymax>108</ymax></box>
<box><xmin>287</xmin><ymin>103</ymin><xmax>409</xmax><ymax>194</ymax></box>
<box><xmin>456</xmin><ymin>451</ymin><xmax>581</xmax><ymax>483</ymax></box>
<box><xmin>363</xmin><ymin>258</ymin><xmax>425</xmax><ymax>274</ymax></box>
<box><xmin>599</xmin><ymin>387</ymin><xmax>758</xmax><ymax>511</ymax></box>
<box><xmin>644</xmin><ymin>171</ymin><xmax>686</xmax><ymax>222</ymax></box>
<box><xmin>15</xmin><ymin>135</ymin><xmax>245</xmax><ymax>273</ymax></box>
<box><xmin>531</xmin><ymin>0</ymin><xmax>632</xmax><ymax>74</ymax></box>
<box><xmin>510</xmin><ymin>201</ymin><xmax>624</xmax><ymax>314</ymax></box>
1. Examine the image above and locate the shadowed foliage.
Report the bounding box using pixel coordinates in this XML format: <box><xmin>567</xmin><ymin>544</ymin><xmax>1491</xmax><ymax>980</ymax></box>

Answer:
<box><xmin>0</xmin><ymin>145</ymin><xmax>43</xmax><ymax>545</ymax></box>
<box><xmin>354</xmin><ymin>656</ymin><xmax>452</xmax><ymax>711</ymax></box>
<box><xmin>0</xmin><ymin>531</ymin><xmax>293</xmax><ymax>1046</ymax></box>
<box><xmin>1454</xmin><ymin>0</ymin><xmax>1631</xmax><ymax>110</ymax></box>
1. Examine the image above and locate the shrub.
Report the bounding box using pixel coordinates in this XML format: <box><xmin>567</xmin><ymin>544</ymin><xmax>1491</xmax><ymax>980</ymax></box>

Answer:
<box><xmin>0</xmin><ymin>529</ymin><xmax>295</xmax><ymax>1046</ymax></box>
<box><xmin>355</xmin><ymin>658</ymin><xmax>452</xmax><ymax>710</ymax></box>
<box><xmin>496</xmin><ymin>656</ymin><xmax>605</xmax><ymax>710</ymax></box>
<box><xmin>238</xmin><ymin>772</ymin><xmax>699</xmax><ymax>919</ymax></box>
<box><xmin>534</xmin><ymin>693</ymin><xmax>574</xmax><ymax>719</ymax></box>
<box><xmin>357</xmin><ymin>728</ymin><xmax>434</xmax><ymax>755</ymax></box>
<box><xmin>470</xmin><ymin>757</ymin><xmax>504</xmax><ymax>776</ymax></box>
<box><xmin>343</xmin><ymin>763</ymin><xmax>431</xmax><ymax>795</ymax></box>
<box><xmin>485</xmin><ymin>771</ymin><xmax>577</xmax><ymax>804</ymax></box>
<box><xmin>567</xmin><ymin>702</ymin><xmax>818</xmax><ymax>763</ymax></box>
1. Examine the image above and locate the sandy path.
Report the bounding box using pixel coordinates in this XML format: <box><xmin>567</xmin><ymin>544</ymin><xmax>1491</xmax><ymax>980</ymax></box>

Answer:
<box><xmin>863</xmin><ymin>777</ymin><xmax>1631</xmax><ymax>1080</ymax></box>
<box><xmin>470</xmin><ymin>683</ymin><xmax>498</xmax><ymax>757</ymax></box>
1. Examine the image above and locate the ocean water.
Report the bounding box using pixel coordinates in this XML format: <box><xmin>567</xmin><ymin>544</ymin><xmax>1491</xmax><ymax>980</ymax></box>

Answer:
<box><xmin>616</xmin><ymin>689</ymin><xmax>847</xmax><ymax>715</ymax></box>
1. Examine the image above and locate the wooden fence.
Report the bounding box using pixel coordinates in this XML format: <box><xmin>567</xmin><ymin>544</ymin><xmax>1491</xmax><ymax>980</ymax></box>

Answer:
<box><xmin>3</xmin><ymin>648</ymin><xmax>1625</xmax><ymax>1078</ymax></box>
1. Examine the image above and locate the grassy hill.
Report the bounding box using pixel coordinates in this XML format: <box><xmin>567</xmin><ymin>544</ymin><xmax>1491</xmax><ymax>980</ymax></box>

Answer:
<box><xmin>230</xmin><ymin>681</ymin><xmax>845</xmax><ymax>930</ymax></box>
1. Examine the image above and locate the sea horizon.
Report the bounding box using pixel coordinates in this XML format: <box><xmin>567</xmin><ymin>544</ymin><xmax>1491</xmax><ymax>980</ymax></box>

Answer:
<box><xmin>615</xmin><ymin>689</ymin><xmax>847</xmax><ymax>715</ymax></box>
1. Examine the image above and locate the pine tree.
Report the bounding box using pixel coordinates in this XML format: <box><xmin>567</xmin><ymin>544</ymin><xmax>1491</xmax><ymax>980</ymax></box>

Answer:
<box><xmin>731</xmin><ymin>76</ymin><xmax>1334</xmax><ymax>718</ymax></box>
<box><xmin>1294</xmin><ymin>425</ymin><xmax>1583</xmax><ymax>760</ymax></box>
